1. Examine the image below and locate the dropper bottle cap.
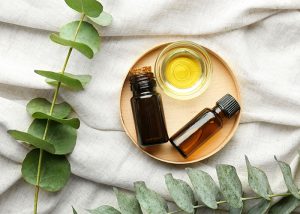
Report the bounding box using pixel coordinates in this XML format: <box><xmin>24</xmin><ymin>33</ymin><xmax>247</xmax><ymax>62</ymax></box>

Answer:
<box><xmin>216</xmin><ymin>94</ymin><xmax>240</xmax><ymax>118</ymax></box>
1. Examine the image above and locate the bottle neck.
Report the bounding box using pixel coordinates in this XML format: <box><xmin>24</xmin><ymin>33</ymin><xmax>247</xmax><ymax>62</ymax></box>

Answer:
<box><xmin>130</xmin><ymin>73</ymin><xmax>156</xmax><ymax>96</ymax></box>
<box><xmin>212</xmin><ymin>106</ymin><xmax>225</xmax><ymax>119</ymax></box>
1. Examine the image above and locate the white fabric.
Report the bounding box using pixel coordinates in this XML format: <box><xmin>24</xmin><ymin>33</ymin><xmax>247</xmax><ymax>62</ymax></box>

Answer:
<box><xmin>0</xmin><ymin>0</ymin><xmax>300</xmax><ymax>213</ymax></box>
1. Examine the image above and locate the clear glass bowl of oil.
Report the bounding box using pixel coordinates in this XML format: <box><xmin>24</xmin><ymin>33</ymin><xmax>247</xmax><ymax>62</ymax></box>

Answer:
<box><xmin>155</xmin><ymin>41</ymin><xmax>212</xmax><ymax>100</ymax></box>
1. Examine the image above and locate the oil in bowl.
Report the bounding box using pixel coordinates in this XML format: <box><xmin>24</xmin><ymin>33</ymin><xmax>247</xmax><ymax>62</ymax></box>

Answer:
<box><xmin>155</xmin><ymin>41</ymin><xmax>212</xmax><ymax>100</ymax></box>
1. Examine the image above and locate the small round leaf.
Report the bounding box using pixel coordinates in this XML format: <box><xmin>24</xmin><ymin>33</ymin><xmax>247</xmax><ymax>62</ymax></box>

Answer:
<box><xmin>7</xmin><ymin>130</ymin><xmax>55</xmax><ymax>153</ymax></box>
<box><xmin>89</xmin><ymin>11</ymin><xmax>113</xmax><ymax>26</ymax></box>
<box><xmin>35</xmin><ymin>70</ymin><xmax>86</xmax><ymax>90</ymax></box>
<box><xmin>60</xmin><ymin>21</ymin><xmax>100</xmax><ymax>55</ymax></box>
<box><xmin>65</xmin><ymin>0</ymin><xmax>103</xmax><ymax>18</ymax></box>
<box><xmin>46</xmin><ymin>72</ymin><xmax>91</xmax><ymax>89</ymax></box>
<box><xmin>27</xmin><ymin>98</ymin><xmax>72</xmax><ymax>119</ymax></box>
<box><xmin>22</xmin><ymin>149</ymin><xmax>71</xmax><ymax>192</ymax></box>
<box><xmin>28</xmin><ymin>119</ymin><xmax>77</xmax><ymax>155</ymax></box>
<box><xmin>50</xmin><ymin>34</ymin><xmax>94</xmax><ymax>58</ymax></box>
<box><xmin>50</xmin><ymin>21</ymin><xmax>100</xmax><ymax>58</ymax></box>
<box><xmin>32</xmin><ymin>112</ymin><xmax>80</xmax><ymax>129</ymax></box>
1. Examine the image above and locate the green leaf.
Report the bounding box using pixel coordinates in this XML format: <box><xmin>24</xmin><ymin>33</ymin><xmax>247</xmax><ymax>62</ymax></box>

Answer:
<box><xmin>88</xmin><ymin>205</ymin><xmax>121</xmax><ymax>214</ymax></box>
<box><xmin>50</xmin><ymin>34</ymin><xmax>94</xmax><ymax>58</ymax></box>
<box><xmin>65</xmin><ymin>0</ymin><xmax>103</xmax><ymax>18</ymax></box>
<box><xmin>89</xmin><ymin>11</ymin><xmax>113</xmax><ymax>26</ymax></box>
<box><xmin>216</xmin><ymin>164</ymin><xmax>243</xmax><ymax>208</ymax></box>
<box><xmin>134</xmin><ymin>181</ymin><xmax>168</xmax><ymax>214</ymax></box>
<box><xmin>113</xmin><ymin>187</ymin><xmax>142</xmax><ymax>214</ymax></box>
<box><xmin>248</xmin><ymin>199</ymin><xmax>271</xmax><ymax>214</ymax></box>
<box><xmin>165</xmin><ymin>173</ymin><xmax>195</xmax><ymax>213</ymax></box>
<box><xmin>60</xmin><ymin>21</ymin><xmax>100</xmax><ymax>54</ymax></box>
<box><xmin>245</xmin><ymin>156</ymin><xmax>272</xmax><ymax>200</ymax></box>
<box><xmin>229</xmin><ymin>205</ymin><xmax>243</xmax><ymax>214</ymax></box>
<box><xmin>50</xmin><ymin>21</ymin><xmax>100</xmax><ymax>58</ymax></box>
<box><xmin>27</xmin><ymin>98</ymin><xmax>72</xmax><ymax>119</ymax></box>
<box><xmin>28</xmin><ymin>119</ymin><xmax>77</xmax><ymax>155</ymax></box>
<box><xmin>32</xmin><ymin>112</ymin><xmax>80</xmax><ymax>129</ymax></box>
<box><xmin>35</xmin><ymin>70</ymin><xmax>86</xmax><ymax>90</ymax></box>
<box><xmin>46</xmin><ymin>72</ymin><xmax>91</xmax><ymax>89</ymax></box>
<box><xmin>7</xmin><ymin>130</ymin><xmax>55</xmax><ymax>153</ymax></box>
<box><xmin>269</xmin><ymin>196</ymin><xmax>300</xmax><ymax>214</ymax></box>
<box><xmin>275</xmin><ymin>156</ymin><xmax>300</xmax><ymax>199</ymax></box>
<box><xmin>186</xmin><ymin>168</ymin><xmax>219</xmax><ymax>209</ymax></box>
<box><xmin>72</xmin><ymin>206</ymin><xmax>78</xmax><ymax>214</ymax></box>
<box><xmin>22</xmin><ymin>149</ymin><xmax>70</xmax><ymax>192</ymax></box>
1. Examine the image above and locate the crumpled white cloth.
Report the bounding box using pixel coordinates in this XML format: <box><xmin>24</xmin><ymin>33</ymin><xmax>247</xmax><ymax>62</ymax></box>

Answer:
<box><xmin>0</xmin><ymin>0</ymin><xmax>300</xmax><ymax>213</ymax></box>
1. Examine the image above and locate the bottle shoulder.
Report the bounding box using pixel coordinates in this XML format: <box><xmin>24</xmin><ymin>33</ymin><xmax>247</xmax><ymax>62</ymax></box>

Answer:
<box><xmin>131</xmin><ymin>92</ymin><xmax>159</xmax><ymax>100</ymax></box>
<box><xmin>198</xmin><ymin>108</ymin><xmax>223</xmax><ymax>125</ymax></box>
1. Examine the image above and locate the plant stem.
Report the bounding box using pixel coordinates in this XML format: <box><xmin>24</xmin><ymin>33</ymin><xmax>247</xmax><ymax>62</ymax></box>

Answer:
<box><xmin>167</xmin><ymin>192</ymin><xmax>293</xmax><ymax>214</ymax></box>
<box><xmin>33</xmin><ymin>13</ymin><xmax>85</xmax><ymax>214</ymax></box>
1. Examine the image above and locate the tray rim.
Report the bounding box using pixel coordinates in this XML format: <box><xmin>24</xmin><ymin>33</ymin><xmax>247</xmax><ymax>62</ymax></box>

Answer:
<box><xmin>119</xmin><ymin>42</ymin><xmax>242</xmax><ymax>164</ymax></box>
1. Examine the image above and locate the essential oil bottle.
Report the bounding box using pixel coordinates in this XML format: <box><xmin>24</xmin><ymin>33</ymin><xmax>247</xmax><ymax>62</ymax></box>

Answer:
<box><xmin>130</xmin><ymin>69</ymin><xmax>169</xmax><ymax>146</ymax></box>
<box><xmin>170</xmin><ymin>94</ymin><xmax>240</xmax><ymax>158</ymax></box>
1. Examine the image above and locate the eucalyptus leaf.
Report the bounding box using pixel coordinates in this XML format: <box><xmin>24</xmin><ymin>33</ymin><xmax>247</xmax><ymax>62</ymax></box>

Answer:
<box><xmin>22</xmin><ymin>149</ymin><xmax>70</xmax><ymax>192</ymax></box>
<box><xmin>248</xmin><ymin>199</ymin><xmax>271</xmax><ymax>214</ymax></box>
<box><xmin>186</xmin><ymin>168</ymin><xmax>219</xmax><ymax>209</ymax></box>
<box><xmin>134</xmin><ymin>181</ymin><xmax>168</xmax><ymax>214</ymax></box>
<box><xmin>245</xmin><ymin>156</ymin><xmax>272</xmax><ymax>200</ymax></box>
<box><xmin>35</xmin><ymin>70</ymin><xmax>85</xmax><ymax>90</ymax></box>
<box><xmin>229</xmin><ymin>205</ymin><xmax>243</xmax><ymax>214</ymax></box>
<box><xmin>60</xmin><ymin>21</ymin><xmax>100</xmax><ymax>54</ymax></box>
<box><xmin>88</xmin><ymin>205</ymin><xmax>121</xmax><ymax>214</ymax></box>
<box><xmin>269</xmin><ymin>196</ymin><xmax>300</xmax><ymax>214</ymax></box>
<box><xmin>32</xmin><ymin>112</ymin><xmax>80</xmax><ymax>129</ymax></box>
<box><xmin>50</xmin><ymin>34</ymin><xmax>94</xmax><ymax>58</ymax></box>
<box><xmin>27</xmin><ymin>98</ymin><xmax>72</xmax><ymax>119</ymax></box>
<box><xmin>46</xmin><ymin>72</ymin><xmax>91</xmax><ymax>89</ymax></box>
<box><xmin>72</xmin><ymin>206</ymin><xmax>78</xmax><ymax>214</ymax></box>
<box><xmin>7</xmin><ymin>130</ymin><xmax>55</xmax><ymax>153</ymax></box>
<box><xmin>275</xmin><ymin>156</ymin><xmax>300</xmax><ymax>199</ymax></box>
<box><xmin>216</xmin><ymin>164</ymin><xmax>243</xmax><ymax>208</ymax></box>
<box><xmin>165</xmin><ymin>173</ymin><xmax>195</xmax><ymax>213</ymax></box>
<box><xmin>50</xmin><ymin>21</ymin><xmax>100</xmax><ymax>58</ymax></box>
<box><xmin>28</xmin><ymin>119</ymin><xmax>77</xmax><ymax>155</ymax></box>
<box><xmin>89</xmin><ymin>11</ymin><xmax>113</xmax><ymax>26</ymax></box>
<box><xmin>65</xmin><ymin>0</ymin><xmax>103</xmax><ymax>18</ymax></box>
<box><xmin>113</xmin><ymin>187</ymin><xmax>142</xmax><ymax>214</ymax></box>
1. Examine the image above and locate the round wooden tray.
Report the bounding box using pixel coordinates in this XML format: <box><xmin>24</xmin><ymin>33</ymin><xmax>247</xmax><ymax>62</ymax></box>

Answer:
<box><xmin>120</xmin><ymin>43</ymin><xmax>241</xmax><ymax>164</ymax></box>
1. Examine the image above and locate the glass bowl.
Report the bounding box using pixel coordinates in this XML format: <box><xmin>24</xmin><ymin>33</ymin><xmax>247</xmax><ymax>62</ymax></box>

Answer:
<box><xmin>154</xmin><ymin>41</ymin><xmax>212</xmax><ymax>100</ymax></box>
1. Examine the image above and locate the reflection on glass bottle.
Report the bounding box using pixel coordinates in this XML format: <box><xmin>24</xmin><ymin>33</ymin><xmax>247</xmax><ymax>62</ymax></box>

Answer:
<box><xmin>130</xmin><ymin>69</ymin><xmax>169</xmax><ymax>146</ymax></box>
<box><xmin>170</xmin><ymin>94</ymin><xmax>240</xmax><ymax>158</ymax></box>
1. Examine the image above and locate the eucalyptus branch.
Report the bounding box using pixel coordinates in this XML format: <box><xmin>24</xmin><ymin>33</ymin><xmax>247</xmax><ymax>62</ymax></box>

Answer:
<box><xmin>7</xmin><ymin>0</ymin><xmax>112</xmax><ymax>214</ymax></box>
<box><xmin>33</xmin><ymin>13</ymin><xmax>86</xmax><ymax>214</ymax></box>
<box><xmin>79</xmin><ymin>154</ymin><xmax>300</xmax><ymax>214</ymax></box>
<box><xmin>168</xmin><ymin>192</ymin><xmax>294</xmax><ymax>214</ymax></box>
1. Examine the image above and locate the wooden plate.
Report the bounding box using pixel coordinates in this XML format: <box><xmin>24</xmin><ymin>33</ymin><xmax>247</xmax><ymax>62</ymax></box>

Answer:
<box><xmin>120</xmin><ymin>43</ymin><xmax>241</xmax><ymax>164</ymax></box>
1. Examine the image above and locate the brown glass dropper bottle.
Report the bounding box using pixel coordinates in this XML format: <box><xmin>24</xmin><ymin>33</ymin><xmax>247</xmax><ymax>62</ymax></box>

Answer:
<box><xmin>170</xmin><ymin>94</ymin><xmax>240</xmax><ymax>158</ymax></box>
<box><xmin>130</xmin><ymin>68</ymin><xmax>169</xmax><ymax>146</ymax></box>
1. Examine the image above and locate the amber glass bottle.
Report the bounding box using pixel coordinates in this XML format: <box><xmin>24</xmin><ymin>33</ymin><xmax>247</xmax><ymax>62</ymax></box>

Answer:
<box><xmin>170</xmin><ymin>94</ymin><xmax>240</xmax><ymax>158</ymax></box>
<box><xmin>130</xmin><ymin>72</ymin><xmax>169</xmax><ymax>146</ymax></box>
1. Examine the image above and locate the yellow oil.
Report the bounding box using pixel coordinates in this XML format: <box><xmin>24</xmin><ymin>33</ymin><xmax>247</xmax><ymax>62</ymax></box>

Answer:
<box><xmin>165</xmin><ymin>56</ymin><xmax>202</xmax><ymax>89</ymax></box>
